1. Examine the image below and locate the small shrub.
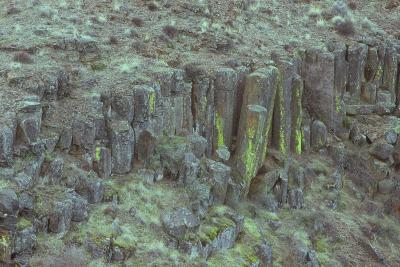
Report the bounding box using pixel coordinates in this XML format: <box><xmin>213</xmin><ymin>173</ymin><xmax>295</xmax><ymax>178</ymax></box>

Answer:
<box><xmin>108</xmin><ymin>35</ymin><xmax>118</xmax><ymax>45</ymax></box>
<box><xmin>13</xmin><ymin>52</ymin><xmax>34</xmax><ymax>64</ymax></box>
<box><xmin>6</xmin><ymin>6</ymin><xmax>21</xmax><ymax>15</ymax></box>
<box><xmin>308</xmin><ymin>7</ymin><xmax>322</xmax><ymax>19</ymax></box>
<box><xmin>131</xmin><ymin>16</ymin><xmax>144</xmax><ymax>27</ymax></box>
<box><xmin>147</xmin><ymin>1</ymin><xmax>159</xmax><ymax>11</ymax></box>
<box><xmin>332</xmin><ymin>15</ymin><xmax>355</xmax><ymax>35</ymax></box>
<box><xmin>385</xmin><ymin>0</ymin><xmax>399</xmax><ymax>9</ymax></box>
<box><xmin>347</xmin><ymin>1</ymin><xmax>357</xmax><ymax>10</ymax></box>
<box><xmin>162</xmin><ymin>25</ymin><xmax>178</xmax><ymax>38</ymax></box>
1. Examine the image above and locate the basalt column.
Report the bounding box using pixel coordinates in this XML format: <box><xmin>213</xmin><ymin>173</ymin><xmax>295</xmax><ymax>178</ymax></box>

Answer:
<box><xmin>213</xmin><ymin>68</ymin><xmax>239</xmax><ymax>152</ymax></box>
<box><xmin>303</xmin><ymin>48</ymin><xmax>338</xmax><ymax>132</ymax></box>
<box><xmin>234</xmin><ymin>66</ymin><xmax>279</xmax><ymax>194</ymax></box>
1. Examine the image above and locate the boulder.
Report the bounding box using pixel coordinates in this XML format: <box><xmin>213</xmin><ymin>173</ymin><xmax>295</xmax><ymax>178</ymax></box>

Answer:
<box><xmin>178</xmin><ymin>152</ymin><xmax>200</xmax><ymax>184</ymax></box>
<box><xmin>161</xmin><ymin>207</ymin><xmax>200</xmax><ymax>239</ymax></box>
<box><xmin>0</xmin><ymin>188</ymin><xmax>19</xmax><ymax>216</ymax></box>
<box><xmin>384</xmin><ymin>129</ymin><xmax>398</xmax><ymax>145</ymax></box>
<box><xmin>369</xmin><ymin>143</ymin><xmax>394</xmax><ymax>161</ymax></box>
<box><xmin>256</xmin><ymin>239</ymin><xmax>273</xmax><ymax>267</ymax></box>
<box><xmin>47</xmin><ymin>157</ymin><xmax>64</xmax><ymax>184</ymax></box>
<box><xmin>110</xmin><ymin>120</ymin><xmax>135</xmax><ymax>174</ymax></box>
<box><xmin>187</xmin><ymin>134</ymin><xmax>208</xmax><ymax>159</ymax></box>
<box><xmin>14</xmin><ymin>226</ymin><xmax>36</xmax><ymax>254</ymax></box>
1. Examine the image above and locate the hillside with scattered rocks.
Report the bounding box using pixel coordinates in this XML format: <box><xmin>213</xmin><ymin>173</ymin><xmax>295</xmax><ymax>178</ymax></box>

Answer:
<box><xmin>0</xmin><ymin>0</ymin><xmax>399</xmax><ymax>266</ymax></box>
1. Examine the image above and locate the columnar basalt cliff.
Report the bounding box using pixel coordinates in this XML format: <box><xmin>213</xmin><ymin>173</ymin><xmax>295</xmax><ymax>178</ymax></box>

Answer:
<box><xmin>0</xmin><ymin>1</ymin><xmax>400</xmax><ymax>266</ymax></box>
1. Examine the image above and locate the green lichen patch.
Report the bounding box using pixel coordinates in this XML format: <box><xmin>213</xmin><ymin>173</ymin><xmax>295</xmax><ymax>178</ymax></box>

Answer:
<box><xmin>17</xmin><ymin>217</ymin><xmax>33</xmax><ymax>230</ymax></box>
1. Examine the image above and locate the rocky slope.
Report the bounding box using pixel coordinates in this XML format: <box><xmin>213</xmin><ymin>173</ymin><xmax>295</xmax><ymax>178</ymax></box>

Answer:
<box><xmin>0</xmin><ymin>0</ymin><xmax>399</xmax><ymax>266</ymax></box>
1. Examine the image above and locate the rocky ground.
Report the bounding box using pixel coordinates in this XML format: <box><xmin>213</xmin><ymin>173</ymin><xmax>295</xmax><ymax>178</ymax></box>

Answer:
<box><xmin>0</xmin><ymin>0</ymin><xmax>400</xmax><ymax>266</ymax></box>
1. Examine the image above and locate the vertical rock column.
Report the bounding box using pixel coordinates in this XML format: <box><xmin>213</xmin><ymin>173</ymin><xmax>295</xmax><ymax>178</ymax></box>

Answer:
<box><xmin>346</xmin><ymin>43</ymin><xmax>368</xmax><ymax>102</ymax></box>
<box><xmin>272</xmin><ymin>59</ymin><xmax>296</xmax><ymax>155</ymax></box>
<box><xmin>234</xmin><ymin>104</ymin><xmax>268</xmax><ymax>194</ymax></box>
<box><xmin>303</xmin><ymin>48</ymin><xmax>338</xmax><ymax>132</ymax></box>
<box><xmin>381</xmin><ymin>45</ymin><xmax>398</xmax><ymax>105</ymax></box>
<box><xmin>156</xmin><ymin>69</ymin><xmax>193</xmax><ymax>136</ymax></box>
<box><xmin>110</xmin><ymin>120</ymin><xmax>135</xmax><ymax>174</ymax></box>
<box><xmin>188</xmin><ymin>66</ymin><xmax>215</xmax><ymax>156</ymax></box>
<box><xmin>290</xmin><ymin>75</ymin><xmax>303</xmax><ymax>155</ymax></box>
<box><xmin>213</xmin><ymin>68</ymin><xmax>238</xmax><ymax>151</ymax></box>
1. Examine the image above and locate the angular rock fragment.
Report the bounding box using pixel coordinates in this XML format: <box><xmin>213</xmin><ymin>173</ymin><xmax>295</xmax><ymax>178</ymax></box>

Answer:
<box><xmin>110</xmin><ymin>120</ymin><xmax>135</xmax><ymax>174</ymax></box>
<box><xmin>72</xmin><ymin>119</ymin><xmax>96</xmax><ymax>152</ymax></box>
<box><xmin>57</xmin><ymin>126</ymin><xmax>73</xmax><ymax>152</ymax></box>
<box><xmin>161</xmin><ymin>207</ymin><xmax>200</xmax><ymax>239</ymax></box>
<box><xmin>256</xmin><ymin>239</ymin><xmax>273</xmax><ymax>267</ymax></box>
<box><xmin>46</xmin><ymin>157</ymin><xmax>64</xmax><ymax>184</ymax></box>
<box><xmin>369</xmin><ymin>143</ymin><xmax>394</xmax><ymax>161</ymax></box>
<box><xmin>136</xmin><ymin>129</ymin><xmax>156</xmax><ymax>165</ymax></box>
<box><xmin>207</xmin><ymin>159</ymin><xmax>231</xmax><ymax>204</ymax></box>
<box><xmin>178</xmin><ymin>152</ymin><xmax>200</xmax><ymax>185</ymax></box>
<box><xmin>288</xmin><ymin>188</ymin><xmax>304</xmax><ymax>209</ymax></box>
<box><xmin>310</xmin><ymin>120</ymin><xmax>327</xmax><ymax>150</ymax></box>
<box><xmin>0</xmin><ymin>188</ymin><xmax>19</xmax><ymax>217</ymax></box>
<box><xmin>94</xmin><ymin>147</ymin><xmax>112</xmax><ymax>179</ymax></box>
<box><xmin>14</xmin><ymin>225</ymin><xmax>36</xmax><ymax>254</ymax></box>
<box><xmin>17</xmin><ymin>107</ymin><xmax>42</xmax><ymax>145</ymax></box>
<box><xmin>187</xmin><ymin>134</ymin><xmax>207</xmax><ymax>159</ymax></box>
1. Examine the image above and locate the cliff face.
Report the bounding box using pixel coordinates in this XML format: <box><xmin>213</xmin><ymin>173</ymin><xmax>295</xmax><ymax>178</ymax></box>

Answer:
<box><xmin>0</xmin><ymin>0</ymin><xmax>400</xmax><ymax>266</ymax></box>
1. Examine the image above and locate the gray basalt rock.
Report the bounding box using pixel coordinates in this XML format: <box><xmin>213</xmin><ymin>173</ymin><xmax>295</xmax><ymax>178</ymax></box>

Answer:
<box><xmin>94</xmin><ymin>147</ymin><xmax>112</xmax><ymax>179</ymax></box>
<box><xmin>369</xmin><ymin>143</ymin><xmax>394</xmax><ymax>161</ymax></box>
<box><xmin>161</xmin><ymin>207</ymin><xmax>200</xmax><ymax>239</ymax></box>
<box><xmin>288</xmin><ymin>188</ymin><xmax>304</xmax><ymax>209</ymax></box>
<box><xmin>213</xmin><ymin>67</ymin><xmax>238</xmax><ymax>151</ymax></box>
<box><xmin>382</xmin><ymin>45</ymin><xmax>398</xmax><ymax>104</ymax></box>
<box><xmin>346</xmin><ymin>43</ymin><xmax>368</xmax><ymax>102</ymax></box>
<box><xmin>136</xmin><ymin>129</ymin><xmax>156</xmax><ymax>165</ymax></box>
<box><xmin>384</xmin><ymin>129</ymin><xmax>397</xmax><ymax>145</ymax></box>
<box><xmin>234</xmin><ymin>104</ymin><xmax>268</xmax><ymax>195</ymax></box>
<box><xmin>187</xmin><ymin>134</ymin><xmax>208</xmax><ymax>159</ymax></box>
<box><xmin>47</xmin><ymin>157</ymin><xmax>64</xmax><ymax>184</ymax></box>
<box><xmin>186</xmin><ymin>64</ymin><xmax>215</xmax><ymax>156</ymax></box>
<box><xmin>74</xmin><ymin>172</ymin><xmax>104</xmax><ymax>204</ymax></box>
<box><xmin>70</xmin><ymin>191</ymin><xmax>89</xmax><ymax>222</ymax></box>
<box><xmin>110</xmin><ymin>120</ymin><xmax>135</xmax><ymax>174</ymax></box>
<box><xmin>0</xmin><ymin>125</ymin><xmax>14</xmax><ymax>166</ymax></box>
<box><xmin>57</xmin><ymin>126</ymin><xmax>73</xmax><ymax>152</ymax></box>
<box><xmin>48</xmin><ymin>198</ymin><xmax>73</xmax><ymax>233</ymax></box>
<box><xmin>111</xmin><ymin>92</ymin><xmax>135</xmax><ymax>123</ymax></box>
<box><xmin>256</xmin><ymin>239</ymin><xmax>273</xmax><ymax>267</ymax></box>
<box><xmin>178</xmin><ymin>152</ymin><xmax>200</xmax><ymax>185</ymax></box>
<box><xmin>393</xmin><ymin>141</ymin><xmax>400</xmax><ymax>167</ymax></box>
<box><xmin>310</xmin><ymin>120</ymin><xmax>327</xmax><ymax>150</ymax></box>
<box><xmin>14</xmin><ymin>224</ymin><xmax>36</xmax><ymax>254</ymax></box>
<box><xmin>72</xmin><ymin>119</ymin><xmax>96</xmax><ymax>152</ymax></box>
<box><xmin>0</xmin><ymin>188</ymin><xmax>19</xmax><ymax>217</ymax></box>
<box><xmin>207</xmin><ymin>159</ymin><xmax>231</xmax><ymax>205</ymax></box>
<box><xmin>303</xmin><ymin>49</ymin><xmax>338</xmax><ymax>132</ymax></box>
